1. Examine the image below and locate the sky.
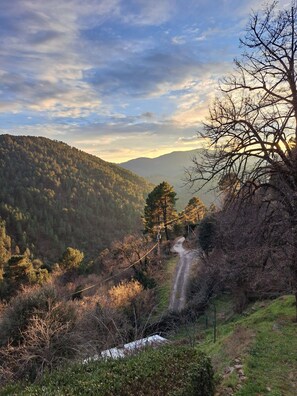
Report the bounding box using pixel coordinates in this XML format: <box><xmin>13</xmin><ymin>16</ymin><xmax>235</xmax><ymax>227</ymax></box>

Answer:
<box><xmin>0</xmin><ymin>0</ymin><xmax>288</xmax><ymax>163</ymax></box>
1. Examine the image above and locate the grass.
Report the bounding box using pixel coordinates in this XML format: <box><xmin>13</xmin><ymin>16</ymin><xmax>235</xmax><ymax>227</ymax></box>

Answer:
<box><xmin>168</xmin><ymin>293</ymin><xmax>239</xmax><ymax>344</ymax></box>
<box><xmin>236</xmin><ymin>297</ymin><xmax>297</xmax><ymax>395</ymax></box>
<box><xmin>166</xmin><ymin>293</ymin><xmax>297</xmax><ymax>394</ymax></box>
<box><xmin>196</xmin><ymin>295</ymin><xmax>297</xmax><ymax>395</ymax></box>
<box><xmin>154</xmin><ymin>255</ymin><xmax>178</xmax><ymax>317</ymax></box>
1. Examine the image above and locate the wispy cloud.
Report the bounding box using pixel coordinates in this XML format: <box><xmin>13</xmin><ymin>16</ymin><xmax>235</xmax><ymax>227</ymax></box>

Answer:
<box><xmin>0</xmin><ymin>0</ymin><xmax>281</xmax><ymax>161</ymax></box>
<box><xmin>121</xmin><ymin>0</ymin><xmax>176</xmax><ymax>26</ymax></box>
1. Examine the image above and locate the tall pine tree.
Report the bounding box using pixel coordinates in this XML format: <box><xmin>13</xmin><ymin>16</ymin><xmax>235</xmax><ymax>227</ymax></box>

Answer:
<box><xmin>144</xmin><ymin>182</ymin><xmax>177</xmax><ymax>240</ymax></box>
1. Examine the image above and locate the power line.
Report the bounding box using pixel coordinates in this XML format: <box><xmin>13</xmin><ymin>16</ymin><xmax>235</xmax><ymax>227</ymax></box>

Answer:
<box><xmin>72</xmin><ymin>204</ymin><xmax>204</xmax><ymax>297</ymax></box>
<box><xmin>158</xmin><ymin>204</ymin><xmax>205</xmax><ymax>228</ymax></box>
<box><xmin>72</xmin><ymin>242</ymin><xmax>159</xmax><ymax>297</ymax></box>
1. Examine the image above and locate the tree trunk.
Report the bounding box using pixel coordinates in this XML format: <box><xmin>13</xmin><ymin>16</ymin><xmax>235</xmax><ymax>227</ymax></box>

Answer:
<box><xmin>164</xmin><ymin>224</ymin><xmax>169</xmax><ymax>241</ymax></box>
<box><xmin>291</xmin><ymin>208</ymin><xmax>297</xmax><ymax>321</ymax></box>
<box><xmin>163</xmin><ymin>198</ymin><xmax>169</xmax><ymax>241</ymax></box>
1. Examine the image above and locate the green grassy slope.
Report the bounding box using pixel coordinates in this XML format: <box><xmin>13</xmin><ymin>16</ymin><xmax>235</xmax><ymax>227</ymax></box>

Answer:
<box><xmin>194</xmin><ymin>296</ymin><xmax>297</xmax><ymax>395</ymax></box>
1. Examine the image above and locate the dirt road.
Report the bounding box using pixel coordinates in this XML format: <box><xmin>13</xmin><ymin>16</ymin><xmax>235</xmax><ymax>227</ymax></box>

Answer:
<box><xmin>169</xmin><ymin>237</ymin><xmax>195</xmax><ymax>312</ymax></box>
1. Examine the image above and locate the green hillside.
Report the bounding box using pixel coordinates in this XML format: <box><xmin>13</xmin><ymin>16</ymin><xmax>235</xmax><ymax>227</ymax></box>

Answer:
<box><xmin>173</xmin><ymin>295</ymin><xmax>297</xmax><ymax>395</ymax></box>
<box><xmin>0</xmin><ymin>135</ymin><xmax>152</xmax><ymax>260</ymax></box>
<box><xmin>120</xmin><ymin>149</ymin><xmax>217</xmax><ymax>210</ymax></box>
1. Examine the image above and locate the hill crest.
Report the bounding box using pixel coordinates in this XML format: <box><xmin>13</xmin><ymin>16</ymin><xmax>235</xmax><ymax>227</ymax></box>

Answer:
<box><xmin>120</xmin><ymin>149</ymin><xmax>216</xmax><ymax>209</ymax></box>
<box><xmin>0</xmin><ymin>134</ymin><xmax>152</xmax><ymax>260</ymax></box>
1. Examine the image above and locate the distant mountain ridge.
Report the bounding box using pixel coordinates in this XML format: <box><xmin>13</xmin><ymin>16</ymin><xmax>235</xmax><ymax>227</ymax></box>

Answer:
<box><xmin>120</xmin><ymin>149</ymin><xmax>217</xmax><ymax>210</ymax></box>
<box><xmin>0</xmin><ymin>135</ymin><xmax>152</xmax><ymax>260</ymax></box>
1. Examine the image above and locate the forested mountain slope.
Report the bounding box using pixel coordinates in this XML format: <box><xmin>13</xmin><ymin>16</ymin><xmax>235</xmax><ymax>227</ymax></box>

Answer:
<box><xmin>0</xmin><ymin>135</ymin><xmax>152</xmax><ymax>260</ymax></box>
<box><xmin>120</xmin><ymin>149</ymin><xmax>217</xmax><ymax>210</ymax></box>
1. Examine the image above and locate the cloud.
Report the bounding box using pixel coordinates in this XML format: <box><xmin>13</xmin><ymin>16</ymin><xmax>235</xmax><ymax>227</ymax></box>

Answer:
<box><xmin>1</xmin><ymin>0</ymin><xmax>286</xmax><ymax>162</ymax></box>
<box><xmin>177</xmin><ymin>135</ymin><xmax>199</xmax><ymax>143</ymax></box>
<box><xmin>0</xmin><ymin>69</ymin><xmax>102</xmax><ymax>118</ymax></box>
<box><xmin>172</xmin><ymin>36</ymin><xmax>186</xmax><ymax>45</ymax></box>
<box><xmin>2</xmin><ymin>116</ymin><xmax>202</xmax><ymax>162</ymax></box>
<box><xmin>85</xmin><ymin>46</ymin><xmax>227</xmax><ymax>99</ymax></box>
<box><xmin>121</xmin><ymin>0</ymin><xmax>176</xmax><ymax>26</ymax></box>
<box><xmin>141</xmin><ymin>112</ymin><xmax>155</xmax><ymax>119</ymax></box>
<box><xmin>0</xmin><ymin>0</ymin><xmax>181</xmax><ymax>118</ymax></box>
<box><xmin>0</xmin><ymin>0</ymin><xmax>125</xmax><ymax>117</ymax></box>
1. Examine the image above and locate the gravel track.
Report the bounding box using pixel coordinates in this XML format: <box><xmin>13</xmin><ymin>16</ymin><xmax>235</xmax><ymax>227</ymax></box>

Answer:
<box><xmin>169</xmin><ymin>237</ymin><xmax>195</xmax><ymax>312</ymax></box>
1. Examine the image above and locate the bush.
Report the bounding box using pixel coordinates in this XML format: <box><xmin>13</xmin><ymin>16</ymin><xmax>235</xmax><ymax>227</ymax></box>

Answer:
<box><xmin>0</xmin><ymin>285</ymin><xmax>57</xmax><ymax>346</ymax></box>
<box><xmin>0</xmin><ymin>285</ymin><xmax>79</xmax><ymax>384</ymax></box>
<box><xmin>1</xmin><ymin>346</ymin><xmax>214</xmax><ymax>395</ymax></box>
<box><xmin>173</xmin><ymin>354</ymin><xmax>215</xmax><ymax>396</ymax></box>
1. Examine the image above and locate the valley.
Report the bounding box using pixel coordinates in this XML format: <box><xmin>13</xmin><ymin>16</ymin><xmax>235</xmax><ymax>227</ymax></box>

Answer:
<box><xmin>120</xmin><ymin>150</ymin><xmax>217</xmax><ymax>210</ymax></box>
<box><xmin>0</xmin><ymin>133</ymin><xmax>296</xmax><ymax>395</ymax></box>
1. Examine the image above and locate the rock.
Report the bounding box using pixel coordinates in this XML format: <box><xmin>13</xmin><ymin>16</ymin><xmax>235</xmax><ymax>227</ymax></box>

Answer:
<box><xmin>240</xmin><ymin>375</ymin><xmax>247</xmax><ymax>381</ymax></box>
<box><xmin>234</xmin><ymin>358</ymin><xmax>241</xmax><ymax>364</ymax></box>
<box><xmin>238</xmin><ymin>369</ymin><xmax>245</xmax><ymax>376</ymax></box>
<box><xmin>225</xmin><ymin>366</ymin><xmax>235</xmax><ymax>374</ymax></box>
<box><xmin>266</xmin><ymin>387</ymin><xmax>272</xmax><ymax>392</ymax></box>
<box><xmin>235</xmin><ymin>364</ymin><xmax>243</xmax><ymax>370</ymax></box>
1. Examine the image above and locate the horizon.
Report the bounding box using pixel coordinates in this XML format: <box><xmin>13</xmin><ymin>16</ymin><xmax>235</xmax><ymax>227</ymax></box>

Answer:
<box><xmin>0</xmin><ymin>0</ymin><xmax>287</xmax><ymax>162</ymax></box>
<box><xmin>1</xmin><ymin>132</ymin><xmax>199</xmax><ymax>164</ymax></box>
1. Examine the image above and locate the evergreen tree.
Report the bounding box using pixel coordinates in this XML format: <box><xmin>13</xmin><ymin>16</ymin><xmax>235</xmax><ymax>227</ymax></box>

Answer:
<box><xmin>0</xmin><ymin>135</ymin><xmax>152</xmax><ymax>260</ymax></box>
<box><xmin>60</xmin><ymin>247</ymin><xmax>84</xmax><ymax>270</ymax></box>
<box><xmin>184</xmin><ymin>197</ymin><xmax>206</xmax><ymax>225</ymax></box>
<box><xmin>144</xmin><ymin>182</ymin><xmax>177</xmax><ymax>240</ymax></box>
<box><xmin>198</xmin><ymin>216</ymin><xmax>216</xmax><ymax>255</ymax></box>
<box><xmin>0</xmin><ymin>220</ymin><xmax>11</xmax><ymax>279</ymax></box>
<box><xmin>4</xmin><ymin>255</ymin><xmax>37</xmax><ymax>287</ymax></box>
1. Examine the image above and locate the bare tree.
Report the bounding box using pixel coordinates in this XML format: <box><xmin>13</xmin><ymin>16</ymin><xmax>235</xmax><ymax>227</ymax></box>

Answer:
<box><xmin>188</xmin><ymin>1</ymin><xmax>297</xmax><ymax>316</ymax></box>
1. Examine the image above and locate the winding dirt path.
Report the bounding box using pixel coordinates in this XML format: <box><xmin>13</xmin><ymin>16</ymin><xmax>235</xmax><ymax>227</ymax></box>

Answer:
<box><xmin>169</xmin><ymin>237</ymin><xmax>195</xmax><ymax>312</ymax></box>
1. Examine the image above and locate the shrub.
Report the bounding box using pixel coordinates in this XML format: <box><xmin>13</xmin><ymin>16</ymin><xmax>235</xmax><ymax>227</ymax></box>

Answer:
<box><xmin>173</xmin><ymin>353</ymin><xmax>215</xmax><ymax>396</ymax></box>
<box><xmin>1</xmin><ymin>345</ymin><xmax>214</xmax><ymax>395</ymax></box>
<box><xmin>0</xmin><ymin>285</ymin><xmax>79</xmax><ymax>384</ymax></box>
<box><xmin>0</xmin><ymin>307</ymin><xmax>78</xmax><ymax>382</ymax></box>
<box><xmin>108</xmin><ymin>280</ymin><xmax>143</xmax><ymax>308</ymax></box>
<box><xmin>0</xmin><ymin>285</ymin><xmax>57</xmax><ymax>346</ymax></box>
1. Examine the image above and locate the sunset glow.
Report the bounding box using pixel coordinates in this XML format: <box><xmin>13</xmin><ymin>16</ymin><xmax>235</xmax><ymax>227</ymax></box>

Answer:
<box><xmin>0</xmin><ymin>0</ymin><xmax>288</xmax><ymax>162</ymax></box>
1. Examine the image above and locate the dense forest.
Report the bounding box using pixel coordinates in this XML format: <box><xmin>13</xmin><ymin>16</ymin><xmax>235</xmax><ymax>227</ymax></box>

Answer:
<box><xmin>0</xmin><ymin>135</ymin><xmax>152</xmax><ymax>261</ymax></box>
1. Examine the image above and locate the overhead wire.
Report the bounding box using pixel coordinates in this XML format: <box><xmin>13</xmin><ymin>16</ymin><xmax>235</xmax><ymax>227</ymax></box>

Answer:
<box><xmin>71</xmin><ymin>241</ymin><xmax>158</xmax><ymax>296</ymax></box>
<box><xmin>71</xmin><ymin>203</ymin><xmax>203</xmax><ymax>297</ymax></box>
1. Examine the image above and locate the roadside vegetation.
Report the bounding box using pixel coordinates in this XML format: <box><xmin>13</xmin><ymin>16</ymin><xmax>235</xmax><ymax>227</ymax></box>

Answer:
<box><xmin>0</xmin><ymin>346</ymin><xmax>214</xmax><ymax>396</ymax></box>
<box><xmin>154</xmin><ymin>255</ymin><xmax>178</xmax><ymax>317</ymax></box>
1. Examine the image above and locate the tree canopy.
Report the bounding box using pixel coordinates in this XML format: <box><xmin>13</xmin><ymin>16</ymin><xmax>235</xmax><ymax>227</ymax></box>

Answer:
<box><xmin>188</xmin><ymin>2</ymin><xmax>297</xmax><ymax>315</ymax></box>
<box><xmin>183</xmin><ymin>197</ymin><xmax>207</xmax><ymax>225</ymax></box>
<box><xmin>143</xmin><ymin>181</ymin><xmax>177</xmax><ymax>240</ymax></box>
<box><xmin>0</xmin><ymin>135</ymin><xmax>152</xmax><ymax>261</ymax></box>
<box><xmin>59</xmin><ymin>247</ymin><xmax>84</xmax><ymax>270</ymax></box>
